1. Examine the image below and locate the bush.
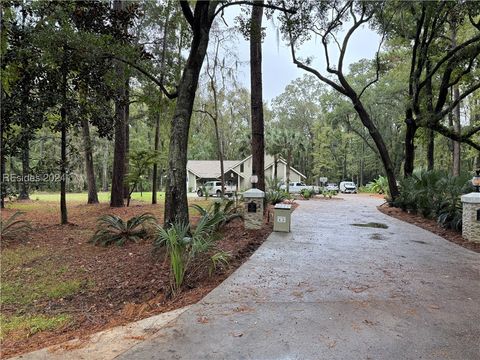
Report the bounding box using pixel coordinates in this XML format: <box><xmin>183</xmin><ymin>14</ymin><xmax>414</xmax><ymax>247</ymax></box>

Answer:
<box><xmin>190</xmin><ymin>199</ymin><xmax>242</xmax><ymax>231</ymax></box>
<box><xmin>155</xmin><ymin>214</ymin><xmax>231</xmax><ymax>294</ymax></box>
<box><xmin>392</xmin><ymin>170</ymin><xmax>473</xmax><ymax>231</ymax></box>
<box><xmin>0</xmin><ymin>212</ymin><xmax>31</xmax><ymax>241</ymax></box>
<box><xmin>366</xmin><ymin>176</ymin><xmax>389</xmax><ymax>195</ymax></box>
<box><xmin>265</xmin><ymin>190</ymin><xmax>290</xmax><ymax>205</ymax></box>
<box><xmin>300</xmin><ymin>188</ymin><xmax>314</xmax><ymax>199</ymax></box>
<box><xmin>321</xmin><ymin>189</ymin><xmax>337</xmax><ymax>199</ymax></box>
<box><xmin>89</xmin><ymin>213</ymin><xmax>157</xmax><ymax>246</ymax></box>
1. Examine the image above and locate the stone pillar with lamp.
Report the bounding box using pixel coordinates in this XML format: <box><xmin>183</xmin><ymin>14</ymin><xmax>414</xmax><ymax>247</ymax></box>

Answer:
<box><xmin>461</xmin><ymin>169</ymin><xmax>480</xmax><ymax>243</ymax></box>
<box><xmin>243</xmin><ymin>172</ymin><xmax>264</xmax><ymax>230</ymax></box>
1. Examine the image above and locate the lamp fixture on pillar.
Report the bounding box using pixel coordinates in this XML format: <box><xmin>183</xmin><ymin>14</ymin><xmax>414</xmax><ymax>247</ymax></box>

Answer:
<box><xmin>472</xmin><ymin>169</ymin><xmax>480</xmax><ymax>192</ymax></box>
<box><xmin>250</xmin><ymin>171</ymin><xmax>259</xmax><ymax>189</ymax></box>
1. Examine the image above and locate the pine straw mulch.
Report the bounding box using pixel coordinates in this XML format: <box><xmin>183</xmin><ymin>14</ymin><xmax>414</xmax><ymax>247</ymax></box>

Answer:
<box><xmin>1</xmin><ymin>200</ymin><xmax>276</xmax><ymax>358</ymax></box>
<box><xmin>378</xmin><ymin>203</ymin><xmax>480</xmax><ymax>253</ymax></box>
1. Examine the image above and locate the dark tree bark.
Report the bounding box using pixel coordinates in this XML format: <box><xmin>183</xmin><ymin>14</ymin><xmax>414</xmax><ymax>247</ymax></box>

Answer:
<box><xmin>60</xmin><ymin>113</ymin><xmax>68</xmax><ymax>225</ymax></box>
<box><xmin>152</xmin><ymin>109</ymin><xmax>161</xmax><ymax>204</ymax></box>
<box><xmin>164</xmin><ymin>2</ymin><xmax>217</xmax><ymax>226</ymax></box>
<box><xmin>18</xmin><ymin>137</ymin><xmax>29</xmax><ymax>200</ymax></box>
<box><xmin>0</xmin><ymin>120</ymin><xmax>5</xmax><ymax>209</ymax></box>
<box><xmin>427</xmin><ymin>129</ymin><xmax>435</xmax><ymax>171</ymax></box>
<box><xmin>404</xmin><ymin>110</ymin><xmax>417</xmax><ymax>177</ymax></box>
<box><xmin>80</xmin><ymin>117</ymin><xmax>99</xmax><ymax>204</ymax></box>
<box><xmin>110</xmin><ymin>92</ymin><xmax>127</xmax><ymax>207</ymax></box>
<box><xmin>452</xmin><ymin>86</ymin><xmax>461</xmax><ymax>176</ymax></box>
<box><xmin>123</xmin><ymin>81</ymin><xmax>130</xmax><ymax>199</ymax></box>
<box><xmin>110</xmin><ymin>0</ymin><xmax>127</xmax><ymax>207</ymax></box>
<box><xmin>250</xmin><ymin>0</ymin><xmax>265</xmax><ymax>192</ymax></box>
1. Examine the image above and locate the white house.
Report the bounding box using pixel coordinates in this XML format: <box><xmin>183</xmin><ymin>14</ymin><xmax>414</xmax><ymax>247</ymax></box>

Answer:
<box><xmin>187</xmin><ymin>154</ymin><xmax>306</xmax><ymax>192</ymax></box>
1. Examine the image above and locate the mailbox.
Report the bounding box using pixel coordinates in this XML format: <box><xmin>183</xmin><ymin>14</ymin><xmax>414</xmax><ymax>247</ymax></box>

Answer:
<box><xmin>248</xmin><ymin>201</ymin><xmax>257</xmax><ymax>213</ymax></box>
<box><xmin>273</xmin><ymin>203</ymin><xmax>292</xmax><ymax>232</ymax></box>
<box><xmin>477</xmin><ymin>209</ymin><xmax>480</xmax><ymax>221</ymax></box>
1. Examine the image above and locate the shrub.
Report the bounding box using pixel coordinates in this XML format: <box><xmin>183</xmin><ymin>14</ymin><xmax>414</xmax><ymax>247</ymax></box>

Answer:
<box><xmin>90</xmin><ymin>213</ymin><xmax>157</xmax><ymax>246</ymax></box>
<box><xmin>392</xmin><ymin>170</ymin><xmax>473</xmax><ymax>231</ymax></box>
<box><xmin>321</xmin><ymin>189</ymin><xmax>337</xmax><ymax>199</ymax></box>
<box><xmin>266</xmin><ymin>176</ymin><xmax>283</xmax><ymax>191</ymax></box>
<box><xmin>155</xmin><ymin>215</ymin><xmax>231</xmax><ymax>294</ymax></box>
<box><xmin>300</xmin><ymin>188</ymin><xmax>314</xmax><ymax>199</ymax></box>
<box><xmin>1</xmin><ymin>212</ymin><xmax>31</xmax><ymax>241</ymax></box>
<box><xmin>367</xmin><ymin>176</ymin><xmax>389</xmax><ymax>195</ymax></box>
<box><xmin>190</xmin><ymin>199</ymin><xmax>242</xmax><ymax>231</ymax></box>
<box><xmin>265</xmin><ymin>190</ymin><xmax>290</xmax><ymax>205</ymax></box>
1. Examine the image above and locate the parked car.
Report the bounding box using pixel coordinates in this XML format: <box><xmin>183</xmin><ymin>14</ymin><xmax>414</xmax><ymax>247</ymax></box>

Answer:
<box><xmin>280</xmin><ymin>182</ymin><xmax>320</xmax><ymax>194</ymax></box>
<box><xmin>196</xmin><ymin>181</ymin><xmax>235</xmax><ymax>197</ymax></box>
<box><xmin>325</xmin><ymin>183</ymin><xmax>339</xmax><ymax>192</ymax></box>
<box><xmin>339</xmin><ymin>181</ymin><xmax>357</xmax><ymax>194</ymax></box>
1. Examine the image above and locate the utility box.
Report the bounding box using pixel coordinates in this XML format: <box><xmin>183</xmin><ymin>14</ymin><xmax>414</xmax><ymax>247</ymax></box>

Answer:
<box><xmin>274</xmin><ymin>203</ymin><xmax>292</xmax><ymax>232</ymax></box>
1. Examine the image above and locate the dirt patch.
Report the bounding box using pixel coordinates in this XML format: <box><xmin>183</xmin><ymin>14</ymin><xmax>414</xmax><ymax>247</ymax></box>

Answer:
<box><xmin>1</xmin><ymin>200</ymin><xmax>275</xmax><ymax>358</ymax></box>
<box><xmin>378</xmin><ymin>204</ymin><xmax>480</xmax><ymax>253</ymax></box>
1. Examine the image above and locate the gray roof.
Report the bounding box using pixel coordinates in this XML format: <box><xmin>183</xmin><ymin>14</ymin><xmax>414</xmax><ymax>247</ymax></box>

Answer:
<box><xmin>187</xmin><ymin>160</ymin><xmax>240</xmax><ymax>179</ymax></box>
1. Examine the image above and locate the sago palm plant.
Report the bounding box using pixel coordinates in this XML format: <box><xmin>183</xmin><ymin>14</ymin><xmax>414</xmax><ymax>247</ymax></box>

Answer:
<box><xmin>1</xmin><ymin>212</ymin><xmax>32</xmax><ymax>241</ymax></box>
<box><xmin>90</xmin><ymin>213</ymin><xmax>157</xmax><ymax>246</ymax></box>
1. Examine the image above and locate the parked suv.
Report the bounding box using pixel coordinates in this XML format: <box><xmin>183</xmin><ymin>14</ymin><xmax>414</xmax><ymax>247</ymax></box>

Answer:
<box><xmin>325</xmin><ymin>183</ymin><xmax>339</xmax><ymax>192</ymax></box>
<box><xmin>339</xmin><ymin>181</ymin><xmax>357</xmax><ymax>194</ymax></box>
<box><xmin>197</xmin><ymin>181</ymin><xmax>235</xmax><ymax>197</ymax></box>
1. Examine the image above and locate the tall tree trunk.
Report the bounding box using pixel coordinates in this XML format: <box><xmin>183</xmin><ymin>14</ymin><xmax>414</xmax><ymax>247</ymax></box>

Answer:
<box><xmin>286</xmin><ymin>150</ymin><xmax>291</xmax><ymax>193</ymax></box>
<box><xmin>164</xmin><ymin>2</ymin><xmax>215</xmax><ymax>226</ymax></box>
<box><xmin>0</xmin><ymin>119</ymin><xmax>5</xmax><ymax>209</ymax></box>
<box><xmin>110</xmin><ymin>0</ymin><xmax>127</xmax><ymax>207</ymax></box>
<box><xmin>80</xmin><ymin>118</ymin><xmax>98</xmax><ymax>204</ymax></box>
<box><xmin>273</xmin><ymin>154</ymin><xmax>278</xmax><ymax>179</ymax></box>
<box><xmin>427</xmin><ymin>129</ymin><xmax>435</xmax><ymax>171</ymax></box>
<box><xmin>18</xmin><ymin>137</ymin><xmax>29</xmax><ymax>200</ymax></box>
<box><xmin>353</xmin><ymin>100</ymin><xmax>399</xmax><ymax>198</ymax></box>
<box><xmin>404</xmin><ymin>109</ymin><xmax>417</xmax><ymax>177</ymax></box>
<box><xmin>152</xmin><ymin>110</ymin><xmax>161</xmax><ymax>204</ymax></box>
<box><xmin>123</xmin><ymin>82</ymin><xmax>130</xmax><ymax>199</ymax></box>
<box><xmin>102</xmin><ymin>144</ymin><xmax>108</xmax><ymax>191</ymax></box>
<box><xmin>60</xmin><ymin>114</ymin><xmax>68</xmax><ymax>225</ymax></box>
<box><xmin>452</xmin><ymin>86</ymin><xmax>461</xmax><ymax>176</ymax></box>
<box><xmin>250</xmin><ymin>0</ymin><xmax>265</xmax><ymax>192</ymax></box>
<box><xmin>60</xmin><ymin>45</ymin><xmax>68</xmax><ymax>225</ymax></box>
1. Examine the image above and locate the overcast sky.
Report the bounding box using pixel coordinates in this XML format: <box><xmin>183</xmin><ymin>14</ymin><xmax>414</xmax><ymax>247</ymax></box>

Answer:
<box><xmin>220</xmin><ymin>8</ymin><xmax>381</xmax><ymax>103</ymax></box>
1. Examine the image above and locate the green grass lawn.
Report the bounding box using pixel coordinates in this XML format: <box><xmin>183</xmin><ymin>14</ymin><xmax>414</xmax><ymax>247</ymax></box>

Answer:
<box><xmin>27</xmin><ymin>191</ymin><xmax>165</xmax><ymax>203</ymax></box>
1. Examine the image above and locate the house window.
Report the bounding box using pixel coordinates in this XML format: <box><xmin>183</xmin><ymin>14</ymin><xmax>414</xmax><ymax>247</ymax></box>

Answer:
<box><xmin>240</xmin><ymin>163</ymin><xmax>244</xmax><ymax>173</ymax></box>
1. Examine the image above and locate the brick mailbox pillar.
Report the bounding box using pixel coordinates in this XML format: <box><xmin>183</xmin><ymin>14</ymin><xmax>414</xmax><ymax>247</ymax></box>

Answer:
<box><xmin>461</xmin><ymin>192</ymin><xmax>480</xmax><ymax>243</ymax></box>
<box><xmin>243</xmin><ymin>188</ymin><xmax>265</xmax><ymax>230</ymax></box>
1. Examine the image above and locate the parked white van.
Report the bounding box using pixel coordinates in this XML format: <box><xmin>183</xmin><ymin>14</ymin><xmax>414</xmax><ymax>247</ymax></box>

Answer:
<box><xmin>339</xmin><ymin>181</ymin><xmax>357</xmax><ymax>194</ymax></box>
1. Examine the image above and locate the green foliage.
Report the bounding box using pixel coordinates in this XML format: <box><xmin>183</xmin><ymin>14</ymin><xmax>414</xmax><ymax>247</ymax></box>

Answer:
<box><xmin>300</xmin><ymin>188</ymin><xmax>314</xmax><ymax>199</ymax></box>
<box><xmin>392</xmin><ymin>170</ymin><xmax>473</xmax><ymax>231</ymax></box>
<box><xmin>265</xmin><ymin>190</ymin><xmax>290</xmax><ymax>205</ymax></box>
<box><xmin>125</xmin><ymin>150</ymin><xmax>160</xmax><ymax>206</ymax></box>
<box><xmin>0</xmin><ymin>314</ymin><xmax>71</xmax><ymax>340</ymax></box>
<box><xmin>89</xmin><ymin>213</ymin><xmax>157</xmax><ymax>246</ymax></box>
<box><xmin>0</xmin><ymin>212</ymin><xmax>32</xmax><ymax>241</ymax></box>
<box><xmin>321</xmin><ymin>189</ymin><xmax>337</xmax><ymax>199</ymax></box>
<box><xmin>155</xmin><ymin>212</ymin><xmax>231</xmax><ymax>293</ymax></box>
<box><xmin>190</xmin><ymin>199</ymin><xmax>242</xmax><ymax>231</ymax></box>
<box><xmin>209</xmin><ymin>251</ymin><xmax>231</xmax><ymax>276</ymax></box>
<box><xmin>265</xmin><ymin>176</ymin><xmax>283</xmax><ymax>191</ymax></box>
<box><xmin>367</xmin><ymin>176</ymin><xmax>389</xmax><ymax>195</ymax></box>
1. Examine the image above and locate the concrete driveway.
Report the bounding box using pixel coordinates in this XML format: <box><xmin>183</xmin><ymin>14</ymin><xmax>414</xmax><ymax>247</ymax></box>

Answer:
<box><xmin>119</xmin><ymin>195</ymin><xmax>480</xmax><ymax>360</ymax></box>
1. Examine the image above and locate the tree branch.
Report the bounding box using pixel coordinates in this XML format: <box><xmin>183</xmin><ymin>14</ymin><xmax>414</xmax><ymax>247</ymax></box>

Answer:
<box><xmin>214</xmin><ymin>1</ymin><xmax>296</xmax><ymax>18</ymax></box>
<box><xmin>110</xmin><ymin>55</ymin><xmax>178</xmax><ymax>99</ymax></box>
<box><xmin>180</xmin><ymin>1</ymin><xmax>194</xmax><ymax>28</ymax></box>
<box><xmin>288</xmin><ymin>33</ymin><xmax>347</xmax><ymax>96</ymax></box>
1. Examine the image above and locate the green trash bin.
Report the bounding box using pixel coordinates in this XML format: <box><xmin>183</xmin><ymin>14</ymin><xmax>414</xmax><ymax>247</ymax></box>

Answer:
<box><xmin>273</xmin><ymin>203</ymin><xmax>292</xmax><ymax>232</ymax></box>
